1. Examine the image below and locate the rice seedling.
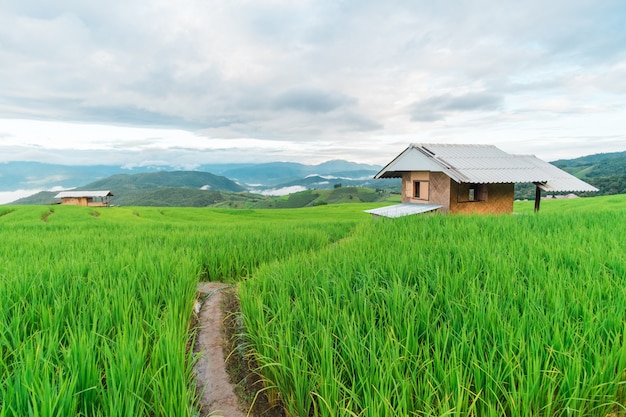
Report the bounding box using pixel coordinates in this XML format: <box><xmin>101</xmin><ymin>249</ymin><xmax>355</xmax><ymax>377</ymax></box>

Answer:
<box><xmin>0</xmin><ymin>204</ymin><xmax>359</xmax><ymax>416</ymax></box>
<box><xmin>241</xmin><ymin>197</ymin><xmax>626</xmax><ymax>416</ymax></box>
<box><xmin>2</xmin><ymin>196</ymin><xmax>624</xmax><ymax>416</ymax></box>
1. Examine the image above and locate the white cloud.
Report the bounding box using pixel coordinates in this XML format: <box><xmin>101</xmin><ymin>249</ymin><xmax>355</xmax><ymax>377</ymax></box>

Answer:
<box><xmin>255</xmin><ymin>185</ymin><xmax>308</xmax><ymax>196</ymax></box>
<box><xmin>0</xmin><ymin>189</ymin><xmax>42</xmax><ymax>204</ymax></box>
<box><xmin>0</xmin><ymin>0</ymin><xmax>624</xmax><ymax>168</ymax></box>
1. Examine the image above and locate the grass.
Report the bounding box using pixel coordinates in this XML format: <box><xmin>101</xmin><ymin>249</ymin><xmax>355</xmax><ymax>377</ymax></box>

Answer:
<box><xmin>0</xmin><ymin>204</ymin><xmax>360</xmax><ymax>416</ymax></box>
<box><xmin>1</xmin><ymin>195</ymin><xmax>625</xmax><ymax>416</ymax></box>
<box><xmin>241</xmin><ymin>195</ymin><xmax>626</xmax><ymax>416</ymax></box>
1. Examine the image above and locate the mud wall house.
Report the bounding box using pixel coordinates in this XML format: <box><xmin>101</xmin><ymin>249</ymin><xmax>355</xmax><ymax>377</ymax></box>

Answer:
<box><xmin>54</xmin><ymin>191</ymin><xmax>114</xmax><ymax>207</ymax></box>
<box><xmin>368</xmin><ymin>144</ymin><xmax>598</xmax><ymax>217</ymax></box>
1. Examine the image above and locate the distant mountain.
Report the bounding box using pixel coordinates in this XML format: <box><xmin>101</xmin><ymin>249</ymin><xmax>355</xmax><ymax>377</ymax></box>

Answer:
<box><xmin>552</xmin><ymin>151</ymin><xmax>626</xmax><ymax>171</ymax></box>
<box><xmin>1</xmin><ymin>159</ymin><xmax>392</xmax><ymax>204</ymax></box>
<box><xmin>0</xmin><ymin>161</ymin><xmax>156</xmax><ymax>191</ymax></box>
<box><xmin>203</xmin><ymin>162</ymin><xmax>307</xmax><ymax>186</ymax></box>
<box><xmin>552</xmin><ymin>151</ymin><xmax>626</xmax><ymax>178</ymax></box>
<box><xmin>265</xmin><ymin>175</ymin><xmax>399</xmax><ymax>192</ymax></box>
<box><xmin>11</xmin><ymin>171</ymin><xmax>245</xmax><ymax>206</ymax></box>
<box><xmin>11</xmin><ymin>191</ymin><xmax>58</xmax><ymax>205</ymax></box>
<box><xmin>83</xmin><ymin>171</ymin><xmax>244</xmax><ymax>192</ymax></box>
<box><xmin>16</xmin><ymin>150</ymin><xmax>625</xmax><ymax>207</ymax></box>
<box><xmin>0</xmin><ymin>159</ymin><xmax>381</xmax><ymax>191</ymax></box>
<box><xmin>199</xmin><ymin>160</ymin><xmax>382</xmax><ymax>186</ymax></box>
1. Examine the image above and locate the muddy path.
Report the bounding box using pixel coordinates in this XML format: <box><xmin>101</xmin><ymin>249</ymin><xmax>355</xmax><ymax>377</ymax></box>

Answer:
<box><xmin>194</xmin><ymin>282</ymin><xmax>285</xmax><ymax>417</ymax></box>
<box><xmin>194</xmin><ymin>282</ymin><xmax>246</xmax><ymax>417</ymax></box>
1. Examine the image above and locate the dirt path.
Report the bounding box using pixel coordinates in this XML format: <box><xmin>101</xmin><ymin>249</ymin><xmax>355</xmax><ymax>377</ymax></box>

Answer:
<box><xmin>194</xmin><ymin>282</ymin><xmax>246</xmax><ymax>417</ymax></box>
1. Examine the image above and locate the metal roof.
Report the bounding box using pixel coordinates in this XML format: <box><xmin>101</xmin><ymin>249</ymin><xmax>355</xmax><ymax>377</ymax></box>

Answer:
<box><xmin>516</xmin><ymin>156</ymin><xmax>599</xmax><ymax>192</ymax></box>
<box><xmin>364</xmin><ymin>203</ymin><xmax>443</xmax><ymax>218</ymax></box>
<box><xmin>375</xmin><ymin>144</ymin><xmax>598</xmax><ymax>192</ymax></box>
<box><xmin>54</xmin><ymin>190</ymin><xmax>114</xmax><ymax>198</ymax></box>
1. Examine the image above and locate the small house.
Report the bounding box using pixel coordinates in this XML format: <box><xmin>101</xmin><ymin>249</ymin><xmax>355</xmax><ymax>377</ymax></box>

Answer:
<box><xmin>54</xmin><ymin>190</ymin><xmax>114</xmax><ymax>207</ymax></box>
<box><xmin>367</xmin><ymin>144</ymin><xmax>597</xmax><ymax>217</ymax></box>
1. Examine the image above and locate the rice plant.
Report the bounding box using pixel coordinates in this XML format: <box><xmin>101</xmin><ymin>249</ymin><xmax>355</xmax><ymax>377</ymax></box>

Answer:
<box><xmin>3</xmin><ymin>197</ymin><xmax>624</xmax><ymax>416</ymax></box>
<box><xmin>241</xmin><ymin>198</ymin><xmax>626</xmax><ymax>416</ymax></box>
<box><xmin>0</xmin><ymin>204</ymin><xmax>359</xmax><ymax>416</ymax></box>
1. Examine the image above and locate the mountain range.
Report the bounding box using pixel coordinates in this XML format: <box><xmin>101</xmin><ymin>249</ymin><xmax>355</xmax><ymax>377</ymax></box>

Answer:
<box><xmin>4</xmin><ymin>160</ymin><xmax>399</xmax><ymax>206</ymax></box>
<box><xmin>3</xmin><ymin>150</ymin><xmax>625</xmax><ymax>206</ymax></box>
<box><xmin>0</xmin><ymin>160</ymin><xmax>383</xmax><ymax>192</ymax></box>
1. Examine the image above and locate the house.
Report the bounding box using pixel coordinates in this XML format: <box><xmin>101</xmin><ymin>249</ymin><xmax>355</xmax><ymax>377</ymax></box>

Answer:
<box><xmin>367</xmin><ymin>144</ymin><xmax>597</xmax><ymax>217</ymax></box>
<box><xmin>54</xmin><ymin>191</ymin><xmax>114</xmax><ymax>207</ymax></box>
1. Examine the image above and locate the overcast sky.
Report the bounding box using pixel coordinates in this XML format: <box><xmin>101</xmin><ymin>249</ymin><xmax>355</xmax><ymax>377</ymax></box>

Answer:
<box><xmin>1</xmin><ymin>0</ymin><xmax>625</xmax><ymax>168</ymax></box>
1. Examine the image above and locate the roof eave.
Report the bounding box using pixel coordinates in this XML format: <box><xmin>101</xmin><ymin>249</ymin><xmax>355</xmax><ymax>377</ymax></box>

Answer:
<box><xmin>536</xmin><ymin>182</ymin><xmax>599</xmax><ymax>193</ymax></box>
<box><xmin>375</xmin><ymin>171</ymin><xmax>403</xmax><ymax>179</ymax></box>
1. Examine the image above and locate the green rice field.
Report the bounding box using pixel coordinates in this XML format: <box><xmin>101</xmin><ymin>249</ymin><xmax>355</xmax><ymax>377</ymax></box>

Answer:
<box><xmin>1</xmin><ymin>195</ymin><xmax>626</xmax><ymax>416</ymax></box>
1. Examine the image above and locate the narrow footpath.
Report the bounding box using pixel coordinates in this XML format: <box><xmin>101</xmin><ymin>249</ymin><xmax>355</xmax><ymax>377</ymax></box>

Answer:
<box><xmin>194</xmin><ymin>282</ymin><xmax>246</xmax><ymax>417</ymax></box>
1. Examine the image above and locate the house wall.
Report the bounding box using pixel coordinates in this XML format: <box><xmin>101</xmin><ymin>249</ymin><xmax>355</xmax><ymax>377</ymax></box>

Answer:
<box><xmin>402</xmin><ymin>171</ymin><xmax>430</xmax><ymax>203</ymax></box>
<box><xmin>400</xmin><ymin>173</ymin><xmax>514</xmax><ymax>214</ymax></box>
<box><xmin>61</xmin><ymin>197</ymin><xmax>89</xmax><ymax>206</ymax></box>
<box><xmin>60</xmin><ymin>197</ymin><xmax>109</xmax><ymax>207</ymax></box>
<box><xmin>428</xmin><ymin>172</ymin><xmax>452</xmax><ymax>212</ymax></box>
<box><xmin>449</xmin><ymin>182</ymin><xmax>514</xmax><ymax>214</ymax></box>
<box><xmin>401</xmin><ymin>171</ymin><xmax>451</xmax><ymax>211</ymax></box>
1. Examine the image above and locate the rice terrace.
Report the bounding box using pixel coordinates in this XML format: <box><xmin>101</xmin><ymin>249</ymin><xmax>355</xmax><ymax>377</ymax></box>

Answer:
<box><xmin>1</xmin><ymin>195</ymin><xmax>626</xmax><ymax>416</ymax></box>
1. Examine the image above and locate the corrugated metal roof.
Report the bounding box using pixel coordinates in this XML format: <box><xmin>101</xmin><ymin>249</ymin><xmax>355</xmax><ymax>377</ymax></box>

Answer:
<box><xmin>364</xmin><ymin>203</ymin><xmax>443</xmax><ymax>218</ymax></box>
<box><xmin>54</xmin><ymin>190</ymin><xmax>114</xmax><ymax>198</ymax></box>
<box><xmin>375</xmin><ymin>144</ymin><xmax>598</xmax><ymax>192</ymax></box>
<box><xmin>517</xmin><ymin>156</ymin><xmax>599</xmax><ymax>192</ymax></box>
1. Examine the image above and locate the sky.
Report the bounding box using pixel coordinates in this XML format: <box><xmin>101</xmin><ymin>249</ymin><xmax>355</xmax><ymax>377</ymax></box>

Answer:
<box><xmin>1</xmin><ymin>0</ymin><xmax>625</xmax><ymax>169</ymax></box>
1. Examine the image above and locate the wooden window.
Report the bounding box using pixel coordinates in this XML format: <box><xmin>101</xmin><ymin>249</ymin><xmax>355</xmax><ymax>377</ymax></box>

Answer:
<box><xmin>413</xmin><ymin>181</ymin><xmax>429</xmax><ymax>200</ymax></box>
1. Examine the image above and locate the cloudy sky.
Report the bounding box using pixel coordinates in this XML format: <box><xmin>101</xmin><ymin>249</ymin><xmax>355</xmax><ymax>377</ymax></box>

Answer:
<box><xmin>1</xmin><ymin>0</ymin><xmax>625</xmax><ymax>168</ymax></box>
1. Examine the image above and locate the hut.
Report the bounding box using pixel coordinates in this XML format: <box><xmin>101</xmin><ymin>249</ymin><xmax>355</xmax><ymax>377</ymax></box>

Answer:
<box><xmin>367</xmin><ymin>144</ymin><xmax>597</xmax><ymax>217</ymax></box>
<box><xmin>54</xmin><ymin>191</ymin><xmax>114</xmax><ymax>207</ymax></box>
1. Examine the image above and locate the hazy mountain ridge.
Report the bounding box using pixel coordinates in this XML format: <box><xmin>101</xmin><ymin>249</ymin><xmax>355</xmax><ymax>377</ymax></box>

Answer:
<box><xmin>5</xmin><ymin>151</ymin><xmax>626</xmax><ymax>206</ymax></box>
<box><xmin>199</xmin><ymin>160</ymin><xmax>382</xmax><ymax>186</ymax></box>
<box><xmin>10</xmin><ymin>171</ymin><xmax>245</xmax><ymax>206</ymax></box>
<box><xmin>0</xmin><ymin>161</ymin><xmax>158</xmax><ymax>191</ymax></box>
<box><xmin>266</xmin><ymin>175</ymin><xmax>398</xmax><ymax>192</ymax></box>
<box><xmin>5</xmin><ymin>160</ymin><xmax>392</xmax><ymax>206</ymax></box>
<box><xmin>83</xmin><ymin>171</ymin><xmax>244</xmax><ymax>192</ymax></box>
<box><xmin>0</xmin><ymin>160</ymin><xmax>381</xmax><ymax>192</ymax></box>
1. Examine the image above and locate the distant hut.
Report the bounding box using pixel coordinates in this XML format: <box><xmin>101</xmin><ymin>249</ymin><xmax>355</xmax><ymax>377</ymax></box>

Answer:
<box><xmin>367</xmin><ymin>144</ymin><xmax>598</xmax><ymax>217</ymax></box>
<box><xmin>54</xmin><ymin>191</ymin><xmax>114</xmax><ymax>207</ymax></box>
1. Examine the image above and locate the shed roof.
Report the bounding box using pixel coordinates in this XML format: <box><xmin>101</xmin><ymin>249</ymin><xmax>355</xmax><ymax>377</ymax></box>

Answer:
<box><xmin>375</xmin><ymin>144</ymin><xmax>598</xmax><ymax>192</ymax></box>
<box><xmin>54</xmin><ymin>190</ymin><xmax>114</xmax><ymax>198</ymax></box>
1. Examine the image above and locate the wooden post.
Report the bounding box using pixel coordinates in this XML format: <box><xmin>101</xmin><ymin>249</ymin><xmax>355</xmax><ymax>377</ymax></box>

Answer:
<box><xmin>534</xmin><ymin>186</ymin><xmax>541</xmax><ymax>212</ymax></box>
